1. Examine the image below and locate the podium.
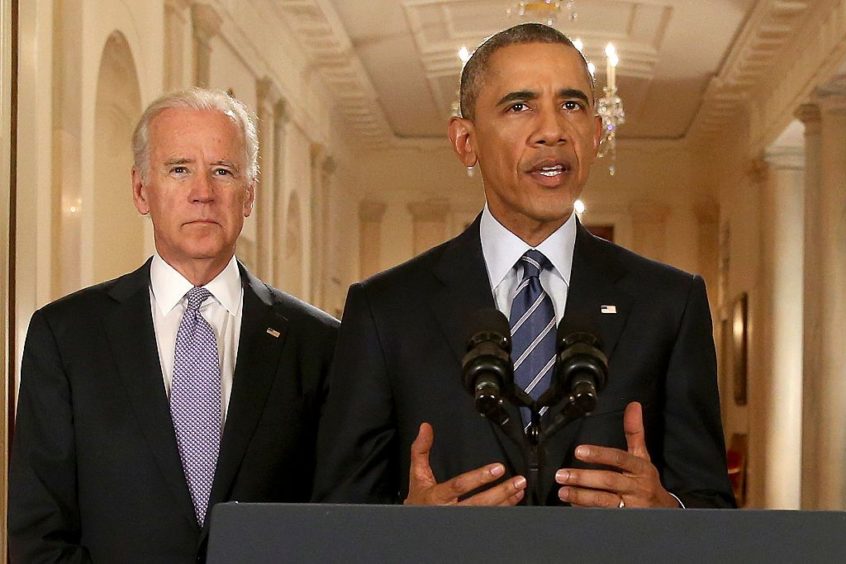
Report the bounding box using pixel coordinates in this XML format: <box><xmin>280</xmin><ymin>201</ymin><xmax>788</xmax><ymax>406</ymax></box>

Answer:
<box><xmin>207</xmin><ymin>503</ymin><xmax>845</xmax><ymax>562</ymax></box>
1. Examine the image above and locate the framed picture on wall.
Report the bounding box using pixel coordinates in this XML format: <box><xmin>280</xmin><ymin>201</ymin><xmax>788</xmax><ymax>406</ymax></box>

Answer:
<box><xmin>731</xmin><ymin>292</ymin><xmax>749</xmax><ymax>406</ymax></box>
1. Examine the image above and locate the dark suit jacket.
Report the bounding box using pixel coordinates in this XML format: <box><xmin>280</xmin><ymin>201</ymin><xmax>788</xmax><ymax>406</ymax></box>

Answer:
<box><xmin>9</xmin><ymin>259</ymin><xmax>338</xmax><ymax>563</ymax></box>
<box><xmin>313</xmin><ymin>217</ymin><xmax>734</xmax><ymax>508</ymax></box>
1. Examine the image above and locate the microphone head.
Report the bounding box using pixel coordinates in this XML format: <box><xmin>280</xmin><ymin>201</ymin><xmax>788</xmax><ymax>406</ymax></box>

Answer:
<box><xmin>464</xmin><ymin>308</ymin><xmax>511</xmax><ymax>353</ymax></box>
<box><xmin>542</xmin><ymin>315</ymin><xmax>609</xmax><ymax>410</ymax></box>
<box><xmin>461</xmin><ymin>308</ymin><xmax>514</xmax><ymax>397</ymax></box>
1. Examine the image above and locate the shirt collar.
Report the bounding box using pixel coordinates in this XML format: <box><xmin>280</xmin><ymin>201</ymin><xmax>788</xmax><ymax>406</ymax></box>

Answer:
<box><xmin>480</xmin><ymin>204</ymin><xmax>576</xmax><ymax>288</ymax></box>
<box><xmin>150</xmin><ymin>254</ymin><xmax>242</xmax><ymax>316</ymax></box>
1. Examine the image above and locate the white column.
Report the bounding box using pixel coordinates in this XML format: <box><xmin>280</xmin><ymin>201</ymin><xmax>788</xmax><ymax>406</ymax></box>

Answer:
<box><xmin>164</xmin><ymin>0</ymin><xmax>190</xmax><ymax>91</ymax></box>
<box><xmin>359</xmin><ymin>201</ymin><xmax>387</xmax><ymax>280</ymax></box>
<box><xmin>762</xmin><ymin>146</ymin><xmax>805</xmax><ymax>509</ymax></box>
<box><xmin>795</xmin><ymin>102</ymin><xmax>823</xmax><ymax>509</ymax></box>
<box><xmin>407</xmin><ymin>199</ymin><xmax>450</xmax><ymax>256</ymax></box>
<box><xmin>811</xmin><ymin>87</ymin><xmax>846</xmax><ymax>508</ymax></box>
<box><xmin>254</xmin><ymin>77</ymin><xmax>280</xmax><ymax>282</ymax></box>
<box><xmin>191</xmin><ymin>3</ymin><xmax>221</xmax><ymax>88</ymax></box>
<box><xmin>271</xmin><ymin>100</ymin><xmax>289</xmax><ymax>289</ymax></box>
<box><xmin>310</xmin><ymin>149</ymin><xmax>335</xmax><ymax>310</ymax></box>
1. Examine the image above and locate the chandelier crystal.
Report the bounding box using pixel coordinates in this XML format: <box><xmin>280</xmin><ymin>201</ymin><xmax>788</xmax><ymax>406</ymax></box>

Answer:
<box><xmin>508</xmin><ymin>1</ymin><xmax>577</xmax><ymax>26</ymax></box>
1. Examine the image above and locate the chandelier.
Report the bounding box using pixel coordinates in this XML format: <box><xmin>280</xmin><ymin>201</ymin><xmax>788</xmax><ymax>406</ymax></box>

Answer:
<box><xmin>596</xmin><ymin>43</ymin><xmax>625</xmax><ymax>176</ymax></box>
<box><xmin>508</xmin><ymin>1</ymin><xmax>577</xmax><ymax>26</ymax></box>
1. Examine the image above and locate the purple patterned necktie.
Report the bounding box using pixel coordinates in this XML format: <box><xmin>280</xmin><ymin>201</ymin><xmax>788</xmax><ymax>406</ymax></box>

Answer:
<box><xmin>510</xmin><ymin>250</ymin><xmax>556</xmax><ymax>425</ymax></box>
<box><xmin>170</xmin><ymin>287</ymin><xmax>221</xmax><ymax>526</ymax></box>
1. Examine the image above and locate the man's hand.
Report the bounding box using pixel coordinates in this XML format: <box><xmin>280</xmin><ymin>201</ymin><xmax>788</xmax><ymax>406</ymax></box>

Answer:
<box><xmin>404</xmin><ymin>422</ymin><xmax>526</xmax><ymax>506</ymax></box>
<box><xmin>554</xmin><ymin>402</ymin><xmax>678</xmax><ymax>508</ymax></box>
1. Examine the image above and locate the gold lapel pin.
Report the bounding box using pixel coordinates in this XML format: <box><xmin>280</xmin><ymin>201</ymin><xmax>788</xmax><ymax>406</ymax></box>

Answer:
<box><xmin>600</xmin><ymin>305</ymin><xmax>617</xmax><ymax>314</ymax></box>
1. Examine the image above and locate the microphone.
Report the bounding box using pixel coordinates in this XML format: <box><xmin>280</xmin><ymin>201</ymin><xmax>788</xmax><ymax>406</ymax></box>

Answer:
<box><xmin>461</xmin><ymin>309</ymin><xmax>514</xmax><ymax>423</ymax></box>
<box><xmin>549</xmin><ymin>318</ymin><xmax>608</xmax><ymax>414</ymax></box>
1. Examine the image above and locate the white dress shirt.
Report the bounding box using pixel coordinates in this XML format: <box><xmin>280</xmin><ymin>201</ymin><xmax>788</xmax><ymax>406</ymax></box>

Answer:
<box><xmin>149</xmin><ymin>254</ymin><xmax>243</xmax><ymax>424</ymax></box>
<box><xmin>480</xmin><ymin>204</ymin><xmax>577</xmax><ymax>323</ymax></box>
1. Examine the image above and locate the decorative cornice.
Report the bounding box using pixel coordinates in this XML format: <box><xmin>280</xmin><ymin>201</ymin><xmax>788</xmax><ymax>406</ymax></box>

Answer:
<box><xmin>359</xmin><ymin>201</ymin><xmax>387</xmax><ymax>222</ymax></box>
<box><xmin>256</xmin><ymin>76</ymin><xmax>282</xmax><ymax>111</ymax></box>
<box><xmin>815</xmin><ymin>75</ymin><xmax>846</xmax><ymax>115</ymax></box>
<box><xmin>270</xmin><ymin>0</ymin><xmax>394</xmax><ymax>147</ymax></box>
<box><xmin>322</xmin><ymin>156</ymin><xmax>337</xmax><ymax>176</ymax></box>
<box><xmin>408</xmin><ymin>199</ymin><xmax>450</xmax><ymax>222</ymax></box>
<box><xmin>765</xmin><ymin>146</ymin><xmax>804</xmax><ymax>170</ymax></box>
<box><xmin>694</xmin><ymin>200</ymin><xmax>720</xmax><ymax>224</ymax></box>
<box><xmin>794</xmin><ymin>103</ymin><xmax>821</xmax><ymax>126</ymax></box>
<box><xmin>746</xmin><ymin>157</ymin><xmax>769</xmax><ymax>184</ymax></box>
<box><xmin>688</xmin><ymin>0</ymin><xmax>812</xmax><ymax>141</ymax></box>
<box><xmin>192</xmin><ymin>3</ymin><xmax>223</xmax><ymax>43</ymax></box>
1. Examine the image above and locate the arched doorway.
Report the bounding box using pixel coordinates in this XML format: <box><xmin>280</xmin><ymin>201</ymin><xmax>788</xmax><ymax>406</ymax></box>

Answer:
<box><xmin>92</xmin><ymin>31</ymin><xmax>143</xmax><ymax>283</ymax></box>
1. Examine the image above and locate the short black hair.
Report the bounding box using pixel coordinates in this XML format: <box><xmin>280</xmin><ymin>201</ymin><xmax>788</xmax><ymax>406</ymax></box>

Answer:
<box><xmin>459</xmin><ymin>23</ymin><xmax>595</xmax><ymax>121</ymax></box>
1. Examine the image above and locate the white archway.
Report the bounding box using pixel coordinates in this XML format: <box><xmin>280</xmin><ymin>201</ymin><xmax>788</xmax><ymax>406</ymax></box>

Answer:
<box><xmin>92</xmin><ymin>31</ymin><xmax>143</xmax><ymax>283</ymax></box>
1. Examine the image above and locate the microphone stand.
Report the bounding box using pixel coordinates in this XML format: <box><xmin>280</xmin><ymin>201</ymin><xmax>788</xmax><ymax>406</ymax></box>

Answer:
<box><xmin>488</xmin><ymin>393</ymin><xmax>592</xmax><ymax>506</ymax></box>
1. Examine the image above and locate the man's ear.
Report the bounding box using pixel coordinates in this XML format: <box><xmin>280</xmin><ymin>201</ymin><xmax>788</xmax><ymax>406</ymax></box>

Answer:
<box><xmin>592</xmin><ymin>114</ymin><xmax>603</xmax><ymax>155</ymax></box>
<box><xmin>448</xmin><ymin>116</ymin><xmax>478</xmax><ymax>168</ymax></box>
<box><xmin>243</xmin><ymin>181</ymin><xmax>256</xmax><ymax>217</ymax></box>
<box><xmin>131</xmin><ymin>167</ymin><xmax>150</xmax><ymax>215</ymax></box>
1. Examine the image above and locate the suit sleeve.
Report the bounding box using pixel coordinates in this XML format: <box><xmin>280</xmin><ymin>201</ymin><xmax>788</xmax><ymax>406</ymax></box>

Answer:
<box><xmin>8</xmin><ymin>310</ymin><xmax>93</xmax><ymax>563</ymax></box>
<box><xmin>312</xmin><ymin>283</ymin><xmax>401</xmax><ymax>503</ymax></box>
<box><xmin>659</xmin><ymin>276</ymin><xmax>736</xmax><ymax>508</ymax></box>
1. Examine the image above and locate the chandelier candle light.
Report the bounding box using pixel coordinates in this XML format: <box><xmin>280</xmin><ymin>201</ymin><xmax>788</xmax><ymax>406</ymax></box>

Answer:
<box><xmin>597</xmin><ymin>42</ymin><xmax>625</xmax><ymax>176</ymax></box>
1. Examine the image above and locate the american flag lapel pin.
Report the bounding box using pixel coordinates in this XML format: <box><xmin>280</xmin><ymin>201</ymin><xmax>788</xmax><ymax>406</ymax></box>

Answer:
<box><xmin>600</xmin><ymin>305</ymin><xmax>617</xmax><ymax>314</ymax></box>
<box><xmin>266</xmin><ymin>328</ymin><xmax>281</xmax><ymax>338</ymax></box>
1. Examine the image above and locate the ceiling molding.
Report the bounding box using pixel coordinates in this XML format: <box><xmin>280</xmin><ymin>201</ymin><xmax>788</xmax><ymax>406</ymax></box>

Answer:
<box><xmin>687</xmin><ymin>0</ymin><xmax>812</xmax><ymax>140</ymax></box>
<box><xmin>271</xmin><ymin>0</ymin><xmax>395</xmax><ymax>147</ymax></box>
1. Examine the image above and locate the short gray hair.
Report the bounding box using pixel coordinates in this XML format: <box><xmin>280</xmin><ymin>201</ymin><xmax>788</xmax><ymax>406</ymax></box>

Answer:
<box><xmin>132</xmin><ymin>87</ymin><xmax>259</xmax><ymax>183</ymax></box>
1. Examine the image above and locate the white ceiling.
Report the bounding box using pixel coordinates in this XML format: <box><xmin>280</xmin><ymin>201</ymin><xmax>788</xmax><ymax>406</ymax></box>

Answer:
<box><xmin>272</xmin><ymin>0</ymin><xmax>813</xmax><ymax>146</ymax></box>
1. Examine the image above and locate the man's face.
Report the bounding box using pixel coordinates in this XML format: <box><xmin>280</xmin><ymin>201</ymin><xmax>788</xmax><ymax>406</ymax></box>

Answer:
<box><xmin>450</xmin><ymin>42</ymin><xmax>602</xmax><ymax>243</ymax></box>
<box><xmin>132</xmin><ymin>107</ymin><xmax>254</xmax><ymax>274</ymax></box>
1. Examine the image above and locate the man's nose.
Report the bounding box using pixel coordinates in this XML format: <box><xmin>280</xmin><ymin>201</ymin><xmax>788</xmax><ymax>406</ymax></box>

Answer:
<box><xmin>190</xmin><ymin>172</ymin><xmax>214</xmax><ymax>202</ymax></box>
<box><xmin>532</xmin><ymin>106</ymin><xmax>569</xmax><ymax>146</ymax></box>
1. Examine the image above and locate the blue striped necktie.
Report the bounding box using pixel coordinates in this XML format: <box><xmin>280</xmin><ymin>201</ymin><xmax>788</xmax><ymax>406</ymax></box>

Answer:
<box><xmin>509</xmin><ymin>250</ymin><xmax>556</xmax><ymax>423</ymax></box>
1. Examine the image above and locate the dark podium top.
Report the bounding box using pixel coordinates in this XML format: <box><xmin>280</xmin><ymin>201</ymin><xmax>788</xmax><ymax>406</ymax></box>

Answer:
<box><xmin>207</xmin><ymin>503</ymin><xmax>846</xmax><ymax>563</ymax></box>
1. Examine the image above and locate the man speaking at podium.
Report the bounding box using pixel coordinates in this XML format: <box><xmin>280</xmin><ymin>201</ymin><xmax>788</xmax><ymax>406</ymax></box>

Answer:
<box><xmin>314</xmin><ymin>24</ymin><xmax>734</xmax><ymax>509</ymax></box>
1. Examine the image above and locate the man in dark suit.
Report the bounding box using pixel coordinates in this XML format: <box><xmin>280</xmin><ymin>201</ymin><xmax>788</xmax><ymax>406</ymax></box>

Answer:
<box><xmin>313</xmin><ymin>24</ymin><xmax>734</xmax><ymax>509</ymax></box>
<box><xmin>9</xmin><ymin>88</ymin><xmax>338</xmax><ymax>562</ymax></box>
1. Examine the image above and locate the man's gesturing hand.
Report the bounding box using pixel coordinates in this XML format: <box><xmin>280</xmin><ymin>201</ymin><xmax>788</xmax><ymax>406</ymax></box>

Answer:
<box><xmin>554</xmin><ymin>402</ymin><xmax>679</xmax><ymax>508</ymax></box>
<box><xmin>404</xmin><ymin>423</ymin><xmax>526</xmax><ymax>506</ymax></box>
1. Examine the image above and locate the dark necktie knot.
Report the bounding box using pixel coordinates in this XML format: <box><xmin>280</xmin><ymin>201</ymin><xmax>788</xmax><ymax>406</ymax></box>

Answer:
<box><xmin>185</xmin><ymin>287</ymin><xmax>212</xmax><ymax>312</ymax></box>
<box><xmin>519</xmin><ymin>250</ymin><xmax>550</xmax><ymax>279</ymax></box>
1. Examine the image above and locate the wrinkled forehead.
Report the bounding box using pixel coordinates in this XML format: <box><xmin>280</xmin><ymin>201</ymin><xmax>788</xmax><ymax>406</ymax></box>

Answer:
<box><xmin>483</xmin><ymin>42</ymin><xmax>594</xmax><ymax>99</ymax></box>
<box><xmin>149</xmin><ymin>108</ymin><xmax>246</xmax><ymax>150</ymax></box>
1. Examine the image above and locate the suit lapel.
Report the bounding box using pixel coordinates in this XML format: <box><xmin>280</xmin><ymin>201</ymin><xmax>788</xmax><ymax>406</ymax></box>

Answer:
<box><xmin>429</xmin><ymin>216</ymin><xmax>526</xmax><ymax>475</ymax></box>
<box><xmin>206</xmin><ymin>266</ymin><xmax>289</xmax><ymax>519</ymax></box>
<box><xmin>103</xmin><ymin>260</ymin><xmax>198</xmax><ymax>528</ymax></box>
<box><xmin>539</xmin><ymin>221</ymin><xmax>634</xmax><ymax>501</ymax></box>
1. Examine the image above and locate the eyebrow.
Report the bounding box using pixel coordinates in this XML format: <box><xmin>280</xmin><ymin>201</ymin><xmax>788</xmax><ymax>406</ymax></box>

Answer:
<box><xmin>163</xmin><ymin>158</ymin><xmax>193</xmax><ymax>167</ymax></box>
<box><xmin>495</xmin><ymin>88</ymin><xmax>592</xmax><ymax>107</ymax></box>
<box><xmin>162</xmin><ymin>158</ymin><xmax>240</xmax><ymax>171</ymax></box>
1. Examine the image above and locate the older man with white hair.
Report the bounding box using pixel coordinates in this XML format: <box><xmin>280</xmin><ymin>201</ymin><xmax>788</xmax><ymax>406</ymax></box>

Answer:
<box><xmin>9</xmin><ymin>87</ymin><xmax>338</xmax><ymax>563</ymax></box>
